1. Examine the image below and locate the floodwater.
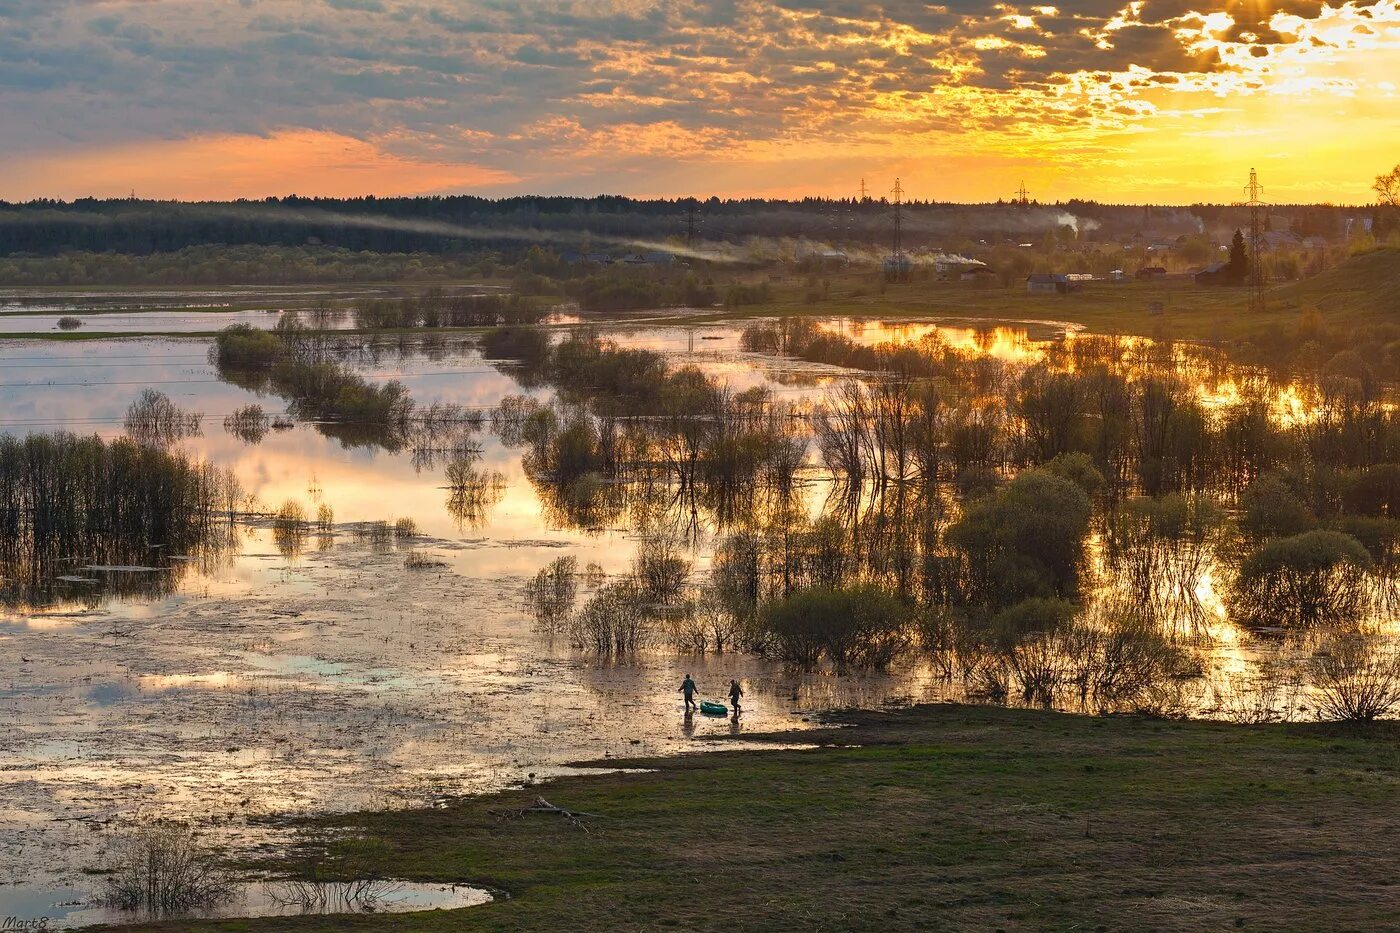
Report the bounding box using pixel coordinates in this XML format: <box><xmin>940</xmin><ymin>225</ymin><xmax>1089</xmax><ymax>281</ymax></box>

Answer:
<box><xmin>0</xmin><ymin>310</ymin><xmax>940</xmax><ymax>922</ymax></box>
<box><xmin>0</xmin><ymin>296</ymin><xmax>1382</xmax><ymax>924</ymax></box>
<box><xmin>4</xmin><ymin>879</ymin><xmax>490</xmax><ymax>929</ymax></box>
<box><xmin>0</xmin><ymin>283</ymin><xmax>509</xmax><ymax>334</ymax></box>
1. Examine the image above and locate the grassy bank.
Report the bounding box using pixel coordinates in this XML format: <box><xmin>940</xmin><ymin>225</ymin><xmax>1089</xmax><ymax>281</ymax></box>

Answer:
<box><xmin>691</xmin><ymin>247</ymin><xmax>1400</xmax><ymax>343</ymax></box>
<box><xmin>125</xmin><ymin>703</ymin><xmax>1400</xmax><ymax>932</ymax></box>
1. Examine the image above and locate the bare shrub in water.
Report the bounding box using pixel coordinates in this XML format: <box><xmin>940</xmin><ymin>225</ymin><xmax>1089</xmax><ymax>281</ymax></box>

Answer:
<box><xmin>101</xmin><ymin>824</ymin><xmax>234</xmax><ymax>915</ymax></box>
<box><xmin>445</xmin><ymin>461</ymin><xmax>506</xmax><ymax>531</ymax></box>
<box><xmin>403</xmin><ymin>550</ymin><xmax>447</xmax><ymax>571</ymax></box>
<box><xmin>665</xmin><ymin>598</ymin><xmax>711</xmax><ymax>654</ymax></box>
<box><xmin>977</xmin><ymin>600</ymin><xmax>1199</xmax><ymax>711</ymax></box>
<box><xmin>568</xmin><ymin>579</ymin><xmax>653</xmax><ymax>653</ymax></box>
<box><xmin>1309</xmin><ymin>634</ymin><xmax>1400</xmax><ymax>722</ymax></box>
<box><xmin>57</xmin><ymin>315</ymin><xmax>82</xmax><ymax>330</ymax></box>
<box><xmin>124</xmin><ymin>388</ymin><xmax>203</xmax><ymax>446</ymax></box>
<box><xmin>917</xmin><ymin>606</ymin><xmax>959</xmax><ymax>679</ymax></box>
<box><xmin>525</xmin><ymin>555</ymin><xmax>578</xmax><ymax>637</ymax></box>
<box><xmin>315</xmin><ymin>504</ymin><xmax>334</xmax><ymax>550</ymax></box>
<box><xmin>989</xmin><ymin>598</ymin><xmax>1077</xmax><ymax>706</ymax></box>
<box><xmin>272</xmin><ymin>500</ymin><xmax>309</xmax><ymax>558</ymax></box>
<box><xmin>222</xmin><ymin>404</ymin><xmax>270</xmax><ymax>444</ymax></box>
<box><xmin>354</xmin><ymin>520</ymin><xmax>393</xmax><ymax>550</ymax></box>
<box><xmin>1216</xmin><ymin>662</ymin><xmax>1297</xmax><ymax>725</ymax></box>
<box><xmin>665</xmin><ymin>593</ymin><xmax>747</xmax><ymax>653</ymax></box>
<box><xmin>1072</xmin><ymin>615</ymin><xmax>1199</xmax><ymax>713</ymax></box>
<box><xmin>633</xmin><ymin>535</ymin><xmax>690</xmax><ymax>607</ymax></box>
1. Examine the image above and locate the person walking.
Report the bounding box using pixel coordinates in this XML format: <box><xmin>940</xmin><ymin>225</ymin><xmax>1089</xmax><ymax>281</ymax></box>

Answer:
<box><xmin>679</xmin><ymin>673</ymin><xmax>699</xmax><ymax>712</ymax></box>
<box><xmin>728</xmin><ymin>678</ymin><xmax>743</xmax><ymax>712</ymax></box>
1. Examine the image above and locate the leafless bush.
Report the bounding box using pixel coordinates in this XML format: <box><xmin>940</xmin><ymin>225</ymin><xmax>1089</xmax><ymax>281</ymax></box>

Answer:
<box><xmin>223</xmin><ymin>404</ymin><xmax>270</xmax><ymax>444</ymax></box>
<box><xmin>101</xmin><ymin>824</ymin><xmax>234</xmax><ymax>915</ymax></box>
<box><xmin>917</xmin><ymin>607</ymin><xmax>958</xmax><ymax>679</ymax></box>
<box><xmin>445</xmin><ymin>463</ymin><xmax>506</xmax><ymax>531</ymax></box>
<box><xmin>354</xmin><ymin>520</ymin><xmax>394</xmax><ymax>550</ymax></box>
<box><xmin>272</xmin><ymin>500</ymin><xmax>309</xmax><ymax>558</ymax></box>
<box><xmin>1215</xmin><ymin>662</ymin><xmax>1297</xmax><ymax>724</ymax></box>
<box><xmin>404</xmin><ymin>550</ymin><xmax>447</xmax><ymax>571</ymax></box>
<box><xmin>665</xmin><ymin>599</ymin><xmax>711</xmax><ymax>653</ymax></box>
<box><xmin>125</xmin><ymin>389</ymin><xmax>203</xmax><ymax>446</ymax></box>
<box><xmin>568</xmin><ymin>578</ymin><xmax>654</xmax><ymax>653</ymax></box>
<box><xmin>632</xmin><ymin>535</ymin><xmax>690</xmax><ymax>607</ymax></box>
<box><xmin>964</xmin><ymin>651</ymin><xmax>1010</xmax><ymax>704</ymax></box>
<box><xmin>1006</xmin><ymin>630</ymin><xmax>1072</xmax><ymax>707</ymax></box>
<box><xmin>663</xmin><ymin>593</ymin><xmax>747</xmax><ymax>653</ymax></box>
<box><xmin>1073</xmin><ymin>619</ymin><xmax>1199</xmax><ymax>712</ymax></box>
<box><xmin>1309</xmin><ymin>634</ymin><xmax>1400</xmax><ymax>722</ymax></box>
<box><xmin>524</xmin><ymin>555</ymin><xmax>578</xmax><ymax>636</ymax></box>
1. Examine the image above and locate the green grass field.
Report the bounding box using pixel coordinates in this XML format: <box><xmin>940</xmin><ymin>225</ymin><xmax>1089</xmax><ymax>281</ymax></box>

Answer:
<box><xmin>119</xmin><ymin>704</ymin><xmax>1400</xmax><ymax>932</ymax></box>
<box><xmin>698</xmin><ymin>249</ymin><xmax>1399</xmax><ymax>343</ymax></box>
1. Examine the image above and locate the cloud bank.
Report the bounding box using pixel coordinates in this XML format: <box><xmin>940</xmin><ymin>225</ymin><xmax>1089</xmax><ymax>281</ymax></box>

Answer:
<box><xmin>1</xmin><ymin>0</ymin><xmax>1396</xmax><ymax>202</ymax></box>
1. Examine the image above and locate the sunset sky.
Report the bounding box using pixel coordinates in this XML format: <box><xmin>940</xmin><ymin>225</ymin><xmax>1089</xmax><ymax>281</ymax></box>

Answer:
<box><xmin>1</xmin><ymin>0</ymin><xmax>1396</xmax><ymax>204</ymax></box>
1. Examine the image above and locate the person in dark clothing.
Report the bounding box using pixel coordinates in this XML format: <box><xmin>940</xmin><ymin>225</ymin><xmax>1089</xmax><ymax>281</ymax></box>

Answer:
<box><xmin>679</xmin><ymin>674</ymin><xmax>699</xmax><ymax>712</ymax></box>
<box><xmin>728</xmin><ymin>679</ymin><xmax>743</xmax><ymax>712</ymax></box>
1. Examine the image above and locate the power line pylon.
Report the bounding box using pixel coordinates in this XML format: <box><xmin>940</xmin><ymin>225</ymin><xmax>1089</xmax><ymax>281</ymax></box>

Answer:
<box><xmin>1015</xmin><ymin>180</ymin><xmax>1031</xmax><ymax>208</ymax></box>
<box><xmin>1242</xmin><ymin>168</ymin><xmax>1266</xmax><ymax>313</ymax></box>
<box><xmin>859</xmin><ymin>178</ymin><xmax>867</xmax><ymax>201</ymax></box>
<box><xmin>685</xmin><ymin>199</ymin><xmax>697</xmax><ymax>250</ymax></box>
<box><xmin>891</xmin><ymin>177</ymin><xmax>904</xmax><ymax>259</ymax></box>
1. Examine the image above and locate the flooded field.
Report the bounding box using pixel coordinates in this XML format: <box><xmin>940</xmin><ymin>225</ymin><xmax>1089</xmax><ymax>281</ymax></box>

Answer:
<box><xmin>0</xmin><ymin>291</ymin><xmax>1394</xmax><ymax>921</ymax></box>
<box><xmin>0</xmin><ymin>284</ymin><xmax>514</xmax><ymax>334</ymax></box>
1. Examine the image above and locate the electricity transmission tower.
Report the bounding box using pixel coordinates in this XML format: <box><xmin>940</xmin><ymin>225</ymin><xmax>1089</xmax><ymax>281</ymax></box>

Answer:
<box><xmin>885</xmin><ymin>178</ymin><xmax>909</xmax><ymax>283</ymax></box>
<box><xmin>891</xmin><ymin>177</ymin><xmax>904</xmax><ymax>259</ymax></box>
<box><xmin>1015</xmin><ymin>180</ymin><xmax>1031</xmax><ymax>207</ymax></box>
<box><xmin>685</xmin><ymin>199</ymin><xmax>697</xmax><ymax>250</ymax></box>
<box><xmin>1242</xmin><ymin>168</ymin><xmax>1267</xmax><ymax>313</ymax></box>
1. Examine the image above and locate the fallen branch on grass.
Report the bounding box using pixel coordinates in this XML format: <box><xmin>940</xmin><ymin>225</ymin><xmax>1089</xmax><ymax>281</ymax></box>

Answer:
<box><xmin>498</xmin><ymin>797</ymin><xmax>602</xmax><ymax>833</ymax></box>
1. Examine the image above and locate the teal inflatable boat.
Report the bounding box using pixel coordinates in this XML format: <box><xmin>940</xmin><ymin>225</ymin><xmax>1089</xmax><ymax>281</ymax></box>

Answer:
<box><xmin>699</xmin><ymin>700</ymin><xmax>729</xmax><ymax>716</ymax></box>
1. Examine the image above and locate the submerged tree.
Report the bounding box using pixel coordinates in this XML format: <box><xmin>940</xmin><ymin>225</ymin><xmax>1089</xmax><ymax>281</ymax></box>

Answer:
<box><xmin>0</xmin><ymin>433</ymin><xmax>240</xmax><ymax>610</ymax></box>
<box><xmin>1230</xmin><ymin>529</ymin><xmax>1372</xmax><ymax>627</ymax></box>
<box><xmin>759</xmin><ymin>583</ymin><xmax>912</xmax><ymax>670</ymax></box>
<box><xmin>946</xmin><ymin>469</ymin><xmax>1093</xmax><ymax>609</ymax></box>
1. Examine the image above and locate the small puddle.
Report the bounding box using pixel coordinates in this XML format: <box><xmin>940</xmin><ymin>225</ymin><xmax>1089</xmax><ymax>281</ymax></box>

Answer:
<box><xmin>0</xmin><ymin>879</ymin><xmax>491</xmax><ymax>929</ymax></box>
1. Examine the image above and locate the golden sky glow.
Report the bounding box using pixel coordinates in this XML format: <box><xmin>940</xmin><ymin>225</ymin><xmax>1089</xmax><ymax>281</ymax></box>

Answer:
<box><xmin>0</xmin><ymin>0</ymin><xmax>1396</xmax><ymax>203</ymax></box>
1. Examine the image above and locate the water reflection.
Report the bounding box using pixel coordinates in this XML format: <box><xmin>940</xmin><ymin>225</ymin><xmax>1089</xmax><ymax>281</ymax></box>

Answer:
<box><xmin>0</xmin><ymin>307</ymin><xmax>1397</xmax><ymax>898</ymax></box>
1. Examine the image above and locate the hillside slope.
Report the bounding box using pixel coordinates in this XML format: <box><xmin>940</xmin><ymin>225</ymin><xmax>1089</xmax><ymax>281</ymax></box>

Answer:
<box><xmin>1275</xmin><ymin>247</ymin><xmax>1400</xmax><ymax>319</ymax></box>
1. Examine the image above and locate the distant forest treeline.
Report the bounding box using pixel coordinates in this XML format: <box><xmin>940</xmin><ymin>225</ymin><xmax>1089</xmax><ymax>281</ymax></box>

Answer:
<box><xmin>0</xmin><ymin>195</ymin><xmax>1387</xmax><ymax>258</ymax></box>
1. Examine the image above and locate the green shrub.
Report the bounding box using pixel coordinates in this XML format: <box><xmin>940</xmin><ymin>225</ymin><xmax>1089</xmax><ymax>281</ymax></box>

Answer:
<box><xmin>1239</xmin><ymin>473</ymin><xmax>1315</xmax><ymax>538</ymax></box>
<box><xmin>1231</xmin><ymin>529</ymin><xmax>1372</xmax><ymax>626</ymax></box>
<box><xmin>760</xmin><ymin>584</ymin><xmax>911</xmax><ymax>670</ymax></box>
<box><xmin>947</xmin><ymin>469</ymin><xmax>1092</xmax><ymax>608</ymax></box>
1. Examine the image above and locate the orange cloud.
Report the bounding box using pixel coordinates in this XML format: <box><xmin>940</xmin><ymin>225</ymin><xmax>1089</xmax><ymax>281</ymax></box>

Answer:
<box><xmin>1</xmin><ymin>129</ymin><xmax>517</xmax><ymax>200</ymax></box>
